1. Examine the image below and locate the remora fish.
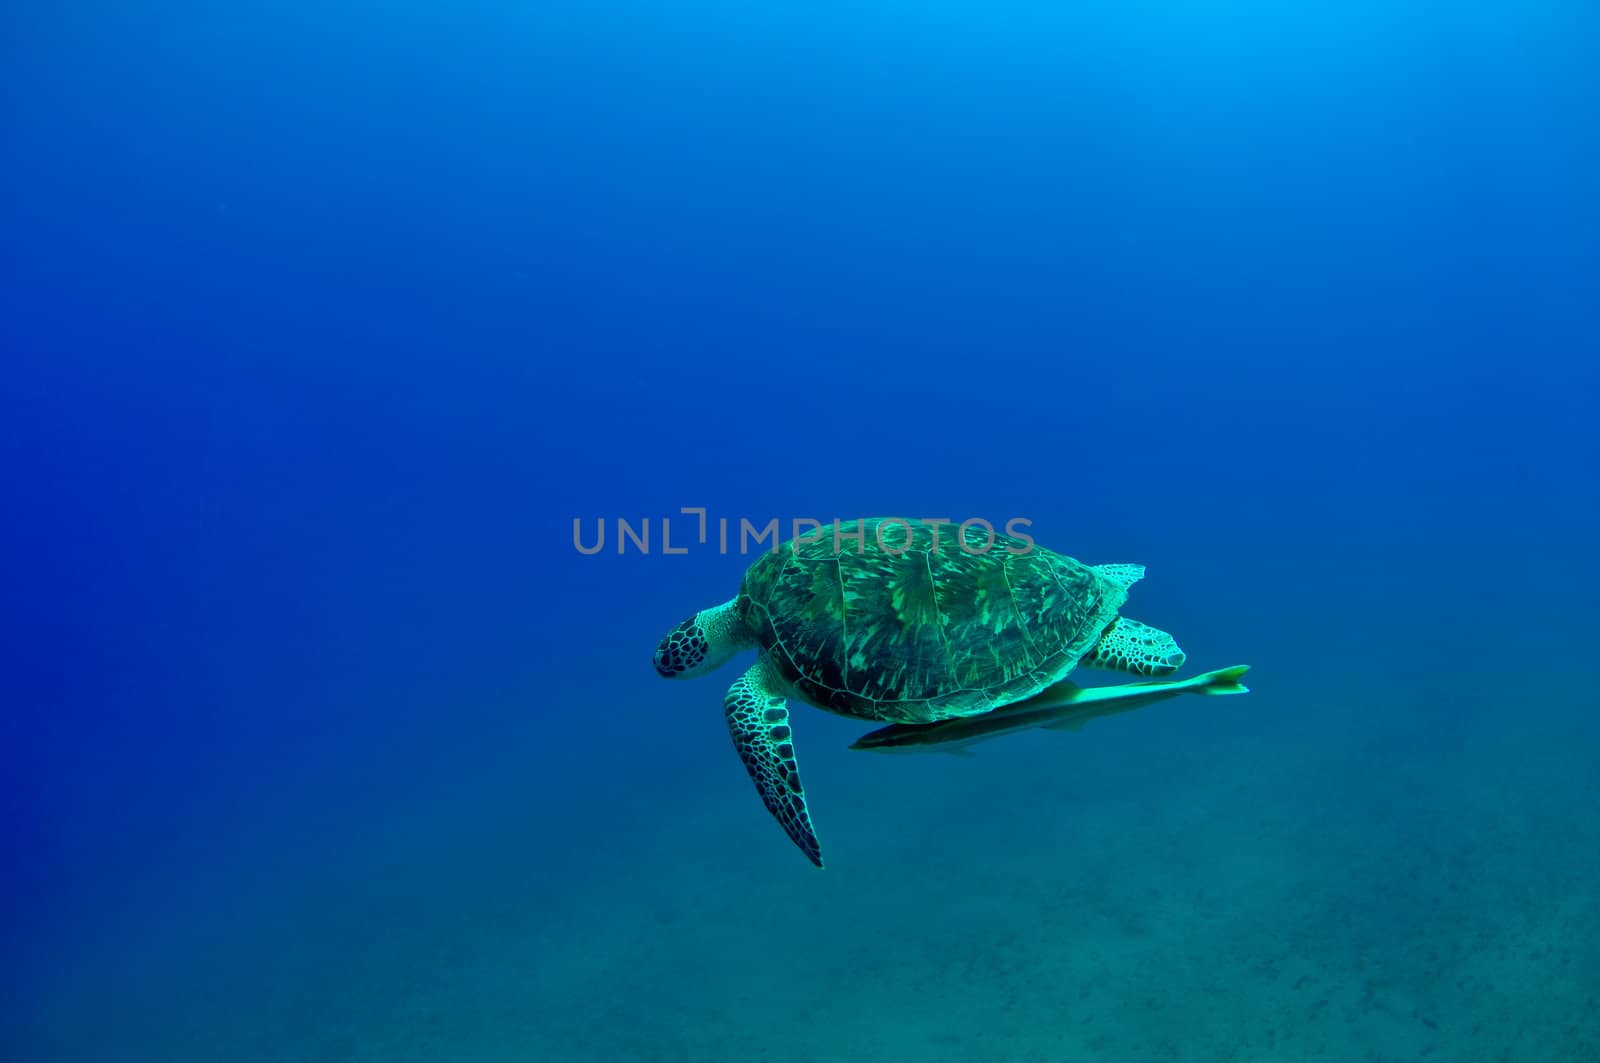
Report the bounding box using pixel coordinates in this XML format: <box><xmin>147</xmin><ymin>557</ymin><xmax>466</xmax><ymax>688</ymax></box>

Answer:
<box><xmin>850</xmin><ymin>665</ymin><xmax>1251</xmax><ymax>754</ymax></box>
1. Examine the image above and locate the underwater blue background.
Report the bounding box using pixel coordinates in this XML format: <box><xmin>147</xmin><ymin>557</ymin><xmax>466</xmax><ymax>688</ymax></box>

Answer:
<box><xmin>5</xmin><ymin>2</ymin><xmax>1598</xmax><ymax>1060</ymax></box>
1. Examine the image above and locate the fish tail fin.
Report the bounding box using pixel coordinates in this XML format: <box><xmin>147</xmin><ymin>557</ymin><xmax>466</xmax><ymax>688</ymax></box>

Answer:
<box><xmin>1191</xmin><ymin>664</ymin><xmax>1251</xmax><ymax>695</ymax></box>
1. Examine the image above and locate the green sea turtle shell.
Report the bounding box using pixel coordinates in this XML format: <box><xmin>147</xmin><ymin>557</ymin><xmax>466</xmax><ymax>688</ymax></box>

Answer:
<box><xmin>736</xmin><ymin>519</ymin><xmax>1132</xmax><ymax>725</ymax></box>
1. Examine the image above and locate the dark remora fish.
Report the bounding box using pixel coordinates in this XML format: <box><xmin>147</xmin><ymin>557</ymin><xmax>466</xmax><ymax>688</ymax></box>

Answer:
<box><xmin>850</xmin><ymin>665</ymin><xmax>1251</xmax><ymax>754</ymax></box>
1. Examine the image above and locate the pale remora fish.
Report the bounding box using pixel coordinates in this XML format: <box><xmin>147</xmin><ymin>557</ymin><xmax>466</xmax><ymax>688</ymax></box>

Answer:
<box><xmin>850</xmin><ymin>665</ymin><xmax>1251</xmax><ymax>754</ymax></box>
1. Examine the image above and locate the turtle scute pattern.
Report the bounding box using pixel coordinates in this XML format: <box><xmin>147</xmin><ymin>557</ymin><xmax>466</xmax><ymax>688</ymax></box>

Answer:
<box><xmin>738</xmin><ymin>519</ymin><xmax>1128</xmax><ymax>724</ymax></box>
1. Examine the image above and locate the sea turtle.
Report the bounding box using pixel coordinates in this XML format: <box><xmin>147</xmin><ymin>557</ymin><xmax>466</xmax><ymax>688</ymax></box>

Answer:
<box><xmin>652</xmin><ymin>518</ymin><xmax>1199</xmax><ymax>867</ymax></box>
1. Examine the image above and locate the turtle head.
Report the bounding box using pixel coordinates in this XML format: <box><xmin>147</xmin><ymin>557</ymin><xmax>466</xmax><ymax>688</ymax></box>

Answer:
<box><xmin>653</xmin><ymin>600</ymin><xmax>748</xmax><ymax>679</ymax></box>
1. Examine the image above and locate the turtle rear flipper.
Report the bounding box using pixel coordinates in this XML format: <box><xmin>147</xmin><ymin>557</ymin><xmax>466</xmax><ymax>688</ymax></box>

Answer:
<box><xmin>725</xmin><ymin>662</ymin><xmax>824</xmax><ymax>868</ymax></box>
<box><xmin>1085</xmin><ymin>617</ymin><xmax>1186</xmax><ymax>676</ymax></box>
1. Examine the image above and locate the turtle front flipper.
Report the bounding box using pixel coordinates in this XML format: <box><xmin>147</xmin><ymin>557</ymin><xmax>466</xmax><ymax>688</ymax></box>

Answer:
<box><xmin>1085</xmin><ymin>617</ymin><xmax>1186</xmax><ymax>676</ymax></box>
<box><xmin>724</xmin><ymin>661</ymin><xmax>823</xmax><ymax>868</ymax></box>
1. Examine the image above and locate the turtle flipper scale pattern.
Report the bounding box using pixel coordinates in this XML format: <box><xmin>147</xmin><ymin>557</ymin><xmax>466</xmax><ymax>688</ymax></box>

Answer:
<box><xmin>725</xmin><ymin>662</ymin><xmax>823</xmax><ymax>867</ymax></box>
<box><xmin>1093</xmin><ymin>563</ymin><xmax>1146</xmax><ymax>590</ymax></box>
<box><xmin>1086</xmin><ymin>617</ymin><xmax>1186</xmax><ymax>676</ymax></box>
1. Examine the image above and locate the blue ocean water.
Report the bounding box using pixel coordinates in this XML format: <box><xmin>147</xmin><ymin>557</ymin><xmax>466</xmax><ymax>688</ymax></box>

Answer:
<box><xmin>4</xmin><ymin>2</ymin><xmax>1598</xmax><ymax>1060</ymax></box>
